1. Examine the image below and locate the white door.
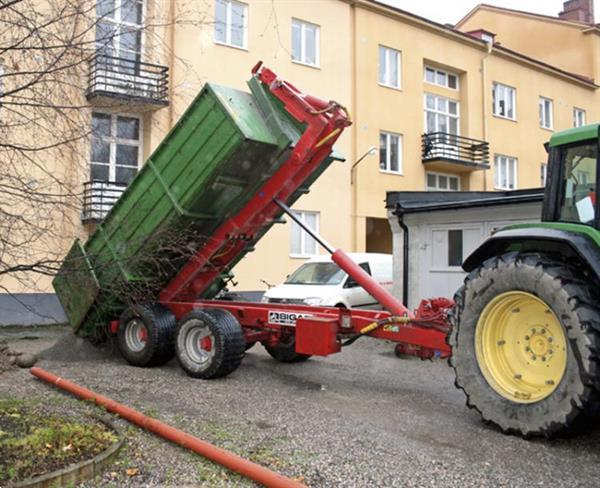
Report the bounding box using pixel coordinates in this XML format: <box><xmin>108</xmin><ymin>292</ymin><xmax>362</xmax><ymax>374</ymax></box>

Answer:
<box><xmin>419</xmin><ymin>225</ymin><xmax>482</xmax><ymax>299</ymax></box>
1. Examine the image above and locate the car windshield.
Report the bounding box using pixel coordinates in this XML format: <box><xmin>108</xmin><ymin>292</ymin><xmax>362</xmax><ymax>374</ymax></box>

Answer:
<box><xmin>285</xmin><ymin>262</ymin><xmax>346</xmax><ymax>285</ymax></box>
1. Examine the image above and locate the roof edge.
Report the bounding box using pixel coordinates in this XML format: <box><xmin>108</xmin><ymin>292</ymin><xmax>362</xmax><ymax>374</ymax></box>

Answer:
<box><xmin>355</xmin><ymin>1</ymin><xmax>597</xmax><ymax>89</ymax></box>
<box><xmin>455</xmin><ymin>3</ymin><xmax>593</xmax><ymax>30</ymax></box>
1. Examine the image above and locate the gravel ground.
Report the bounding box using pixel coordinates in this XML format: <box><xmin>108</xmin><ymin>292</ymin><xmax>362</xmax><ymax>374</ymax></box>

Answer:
<box><xmin>1</xmin><ymin>326</ymin><xmax>600</xmax><ymax>487</ymax></box>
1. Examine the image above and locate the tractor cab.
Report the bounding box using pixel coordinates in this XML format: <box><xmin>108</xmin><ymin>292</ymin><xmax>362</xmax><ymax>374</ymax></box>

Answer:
<box><xmin>544</xmin><ymin>124</ymin><xmax>600</xmax><ymax>227</ymax></box>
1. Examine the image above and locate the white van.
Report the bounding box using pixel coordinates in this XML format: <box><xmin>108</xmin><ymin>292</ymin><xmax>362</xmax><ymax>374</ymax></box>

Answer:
<box><xmin>261</xmin><ymin>253</ymin><xmax>393</xmax><ymax>309</ymax></box>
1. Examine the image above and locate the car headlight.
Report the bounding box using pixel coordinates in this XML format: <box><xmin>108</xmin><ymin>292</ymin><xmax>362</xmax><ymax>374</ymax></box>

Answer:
<box><xmin>304</xmin><ymin>297</ymin><xmax>322</xmax><ymax>306</ymax></box>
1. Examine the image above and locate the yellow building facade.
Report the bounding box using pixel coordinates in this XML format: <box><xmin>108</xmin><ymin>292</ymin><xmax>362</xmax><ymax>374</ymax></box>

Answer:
<box><xmin>3</xmin><ymin>0</ymin><xmax>600</xmax><ymax>296</ymax></box>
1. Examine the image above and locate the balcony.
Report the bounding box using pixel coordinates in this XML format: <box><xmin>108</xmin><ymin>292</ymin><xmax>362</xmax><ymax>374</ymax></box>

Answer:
<box><xmin>81</xmin><ymin>180</ymin><xmax>127</xmax><ymax>223</ymax></box>
<box><xmin>422</xmin><ymin>132</ymin><xmax>490</xmax><ymax>173</ymax></box>
<box><xmin>86</xmin><ymin>54</ymin><xmax>169</xmax><ymax>110</ymax></box>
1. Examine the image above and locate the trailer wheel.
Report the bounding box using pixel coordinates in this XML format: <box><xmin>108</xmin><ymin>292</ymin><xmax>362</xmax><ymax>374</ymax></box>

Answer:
<box><xmin>264</xmin><ymin>336</ymin><xmax>311</xmax><ymax>363</ymax></box>
<box><xmin>175</xmin><ymin>309</ymin><xmax>245</xmax><ymax>379</ymax></box>
<box><xmin>450</xmin><ymin>252</ymin><xmax>600</xmax><ymax>437</ymax></box>
<box><xmin>117</xmin><ymin>304</ymin><xmax>176</xmax><ymax>367</ymax></box>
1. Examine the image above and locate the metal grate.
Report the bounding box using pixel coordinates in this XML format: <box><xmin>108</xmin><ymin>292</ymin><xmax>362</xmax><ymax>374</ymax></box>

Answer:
<box><xmin>87</xmin><ymin>54</ymin><xmax>169</xmax><ymax>105</ymax></box>
<box><xmin>422</xmin><ymin>132</ymin><xmax>490</xmax><ymax>167</ymax></box>
<box><xmin>81</xmin><ymin>180</ymin><xmax>127</xmax><ymax>223</ymax></box>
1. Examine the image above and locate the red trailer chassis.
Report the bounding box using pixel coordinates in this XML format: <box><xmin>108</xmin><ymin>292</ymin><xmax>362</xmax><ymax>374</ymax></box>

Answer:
<box><xmin>110</xmin><ymin>62</ymin><xmax>453</xmax><ymax>366</ymax></box>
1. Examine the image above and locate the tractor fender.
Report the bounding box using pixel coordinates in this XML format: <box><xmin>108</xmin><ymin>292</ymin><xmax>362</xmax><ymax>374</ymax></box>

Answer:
<box><xmin>463</xmin><ymin>227</ymin><xmax>600</xmax><ymax>280</ymax></box>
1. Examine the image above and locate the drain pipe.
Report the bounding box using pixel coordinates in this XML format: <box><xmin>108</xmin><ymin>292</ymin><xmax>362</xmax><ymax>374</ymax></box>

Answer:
<box><xmin>396</xmin><ymin>208</ymin><xmax>410</xmax><ymax>307</ymax></box>
<box><xmin>30</xmin><ymin>367</ymin><xmax>306</xmax><ymax>488</ymax></box>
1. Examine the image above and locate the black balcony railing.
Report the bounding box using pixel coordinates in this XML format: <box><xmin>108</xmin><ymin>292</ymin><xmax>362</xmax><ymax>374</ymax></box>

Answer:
<box><xmin>87</xmin><ymin>54</ymin><xmax>169</xmax><ymax>106</ymax></box>
<box><xmin>82</xmin><ymin>180</ymin><xmax>127</xmax><ymax>223</ymax></box>
<box><xmin>422</xmin><ymin>132</ymin><xmax>490</xmax><ymax>169</ymax></box>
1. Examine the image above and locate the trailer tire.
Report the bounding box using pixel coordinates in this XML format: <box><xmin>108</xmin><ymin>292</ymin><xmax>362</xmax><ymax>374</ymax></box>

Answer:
<box><xmin>264</xmin><ymin>336</ymin><xmax>311</xmax><ymax>363</ymax></box>
<box><xmin>175</xmin><ymin>309</ymin><xmax>245</xmax><ymax>379</ymax></box>
<box><xmin>117</xmin><ymin>304</ymin><xmax>176</xmax><ymax>367</ymax></box>
<box><xmin>449</xmin><ymin>252</ymin><xmax>600</xmax><ymax>437</ymax></box>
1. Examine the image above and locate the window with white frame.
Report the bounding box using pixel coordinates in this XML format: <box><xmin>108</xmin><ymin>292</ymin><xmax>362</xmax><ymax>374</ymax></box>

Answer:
<box><xmin>292</xmin><ymin>19</ymin><xmax>319</xmax><ymax>67</ymax></box>
<box><xmin>96</xmin><ymin>0</ymin><xmax>144</xmax><ymax>66</ymax></box>
<box><xmin>424</xmin><ymin>66</ymin><xmax>458</xmax><ymax>89</ymax></box>
<box><xmin>494</xmin><ymin>155</ymin><xmax>517</xmax><ymax>190</ymax></box>
<box><xmin>214</xmin><ymin>0</ymin><xmax>247</xmax><ymax>49</ymax></box>
<box><xmin>424</xmin><ymin>94</ymin><xmax>459</xmax><ymax>135</ymax></box>
<box><xmin>379</xmin><ymin>46</ymin><xmax>401</xmax><ymax>89</ymax></box>
<box><xmin>426</xmin><ymin>172</ymin><xmax>460</xmax><ymax>191</ymax></box>
<box><xmin>492</xmin><ymin>82</ymin><xmax>516</xmax><ymax>120</ymax></box>
<box><xmin>379</xmin><ymin>131</ymin><xmax>403</xmax><ymax>174</ymax></box>
<box><xmin>290</xmin><ymin>211</ymin><xmax>319</xmax><ymax>257</ymax></box>
<box><xmin>90</xmin><ymin>112</ymin><xmax>141</xmax><ymax>185</ymax></box>
<box><xmin>539</xmin><ymin>97</ymin><xmax>553</xmax><ymax>129</ymax></box>
<box><xmin>574</xmin><ymin>108</ymin><xmax>586</xmax><ymax>127</ymax></box>
<box><xmin>541</xmin><ymin>163</ymin><xmax>547</xmax><ymax>187</ymax></box>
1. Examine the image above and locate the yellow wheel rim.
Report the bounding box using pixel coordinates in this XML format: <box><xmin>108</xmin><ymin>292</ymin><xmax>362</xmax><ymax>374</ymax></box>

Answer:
<box><xmin>475</xmin><ymin>291</ymin><xmax>567</xmax><ymax>404</ymax></box>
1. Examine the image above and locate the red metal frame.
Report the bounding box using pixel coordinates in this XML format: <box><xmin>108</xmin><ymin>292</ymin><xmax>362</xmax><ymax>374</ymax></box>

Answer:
<box><xmin>124</xmin><ymin>62</ymin><xmax>452</xmax><ymax>360</ymax></box>
<box><xmin>166</xmin><ymin>300</ymin><xmax>451</xmax><ymax>357</ymax></box>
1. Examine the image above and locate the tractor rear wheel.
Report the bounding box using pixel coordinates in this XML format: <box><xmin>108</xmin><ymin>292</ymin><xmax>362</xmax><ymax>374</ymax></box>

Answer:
<box><xmin>264</xmin><ymin>335</ymin><xmax>311</xmax><ymax>363</ymax></box>
<box><xmin>175</xmin><ymin>308</ymin><xmax>245</xmax><ymax>379</ymax></box>
<box><xmin>117</xmin><ymin>304</ymin><xmax>176</xmax><ymax>367</ymax></box>
<box><xmin>450</xmin><ymin>252</ymin><xmax>600</xmax><ymax>437</ymax></box>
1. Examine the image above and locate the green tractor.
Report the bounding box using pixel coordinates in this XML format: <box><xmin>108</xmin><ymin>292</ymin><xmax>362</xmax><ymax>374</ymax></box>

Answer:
<box><xmin>450</xmin><ymin>124</ymin><xmax>600</xmax><ymax>437</ymax></box>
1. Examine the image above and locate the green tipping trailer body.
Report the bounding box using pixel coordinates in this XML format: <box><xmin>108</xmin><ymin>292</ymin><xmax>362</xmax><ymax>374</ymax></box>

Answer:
<box><xmin>53</xmin><ymin>76</ymin><xmax>341</xmax><ymax>337</ymax></box>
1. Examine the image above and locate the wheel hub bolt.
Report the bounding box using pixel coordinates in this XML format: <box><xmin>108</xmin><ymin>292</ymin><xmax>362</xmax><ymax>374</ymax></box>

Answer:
<box><xmin>497</xmin><ymin>340</ymin><xmax>506</xmax><ymax>346</ymax></box>
<box><xmin>548</xmin><ymin>337</ymin><xmax>553</xmax><ymax>343</ymax></box>
<box><xmin>525</xmin><ymin>335</ymin><xmax>530</xmax><ymax>340</ymax></box>
<box><xmin>514</xmin><ymin>374</ymin><xmax>522</xmax><ymax>380</ymax></box>
<box><xmin>546</xmin><ymin>380</ymin><xmax>555</xmax><ymax>385</ymax></box>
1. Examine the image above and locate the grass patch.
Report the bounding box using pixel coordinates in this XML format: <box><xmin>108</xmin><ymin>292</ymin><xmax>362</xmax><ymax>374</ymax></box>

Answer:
<box><xmin>0</xmin><ymin>398</ymin><xmax>118</xmax><ymax>483</ymax></box>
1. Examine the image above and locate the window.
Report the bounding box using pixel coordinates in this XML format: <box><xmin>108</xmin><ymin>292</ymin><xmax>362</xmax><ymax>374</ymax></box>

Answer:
<box><xmin>426</xmin><ymin>172</ymin><xmax>460</xmax><ymax>191</ymax></box>
<box><xmin>90</xmin><ymin>112</ymin><xmax>141</xmax><ymax>185</ymax></box>
<box><xmin>480</xmin><ymin>33</ymin><xmax>494</xmax><ymax>43</ymax></box>
<box><xmin>558</xmin><ymin>143</ymin><xmax>597</xmax><ymax>225</ymax></box>
<box><xmin>425</xmin><ymin>94</ymin><xmax>459</xmax><ymax>135</ymax></box>
<box><xmin>379</xmin><ymin>46</ymin><xmax>401</xmax><ymax>89</ymax></box>
<box><xmin>541</xmin><ymin>163</ymin><xmax>547</xmax><ymax>187</ymax></box>
<box><xmin>292</xmin><ymin>19</ymin><xmax>319</xmax><ymax>67</ymax></box>
<box><xmin>214</xmin><ymin>0</ymin><xmax>247</xmax><ymax>49</ymax></box>
<box><xmin>574</xmin><ymin>108</ymin><xmax>586</xmax><ymax>127</ymax></box>
<box><xmin>539</xmin><ymin>97</ymin><xmax>553</xmax><ymax>130</ymax></box>
<box><xmin>492</xmin><ymin>82</ymin><xmax>516</xmax><ymax>120</ymax></box>
<box><xmin>494</xmin><ymin>155</ymin><xmax>517</xmax><ymax>190</ymax></box>
<box><xmin>448</xmin><ymin>230</ymin><xmax>463</xmax><ymax>267</ymax></box>
<box><xmin>96</xmin><ymin>0</ymin><xmax>143</xmax><ymax>66</ymax></box>
<box><xmin>290</xmin><ymin>211</ymin><xmax>319</xmax><ymax>257</ymax></box>
<box><xmin>379</xmin><ymin>131</ymin><xmax>403</xmax><ymax>174</ymax></box>
<box><xmin>424</xmin><ymin>66</ymin><xmax>458</xmax><ymax>89</ymax></box>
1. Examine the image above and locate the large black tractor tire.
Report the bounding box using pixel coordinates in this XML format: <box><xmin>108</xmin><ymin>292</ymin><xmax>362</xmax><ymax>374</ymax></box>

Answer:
<box><xmin>117</xmin><ymin>304</ymin><xmax>177</xmax><ymax>367</ymax></box>
<box><xmin>264</xmin><ymin>336</ymin><xmax>311</xmax><ymax>363</ymax></box>
<box><xmin>449</xmin><ymin>252</ymin><xmax>600</xmax><ymax>437</ymax></box>
<box><xmin>175</xmin><ymin>308</ymin><xmax>245</xmax><ymax>379</ymax></box>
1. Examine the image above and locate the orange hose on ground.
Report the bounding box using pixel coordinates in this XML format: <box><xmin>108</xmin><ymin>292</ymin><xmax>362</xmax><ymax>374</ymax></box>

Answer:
<box><xmin>30</xmin><ymin>367</ymin><xmax>307</xmax><ymax>488</ymax></box>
